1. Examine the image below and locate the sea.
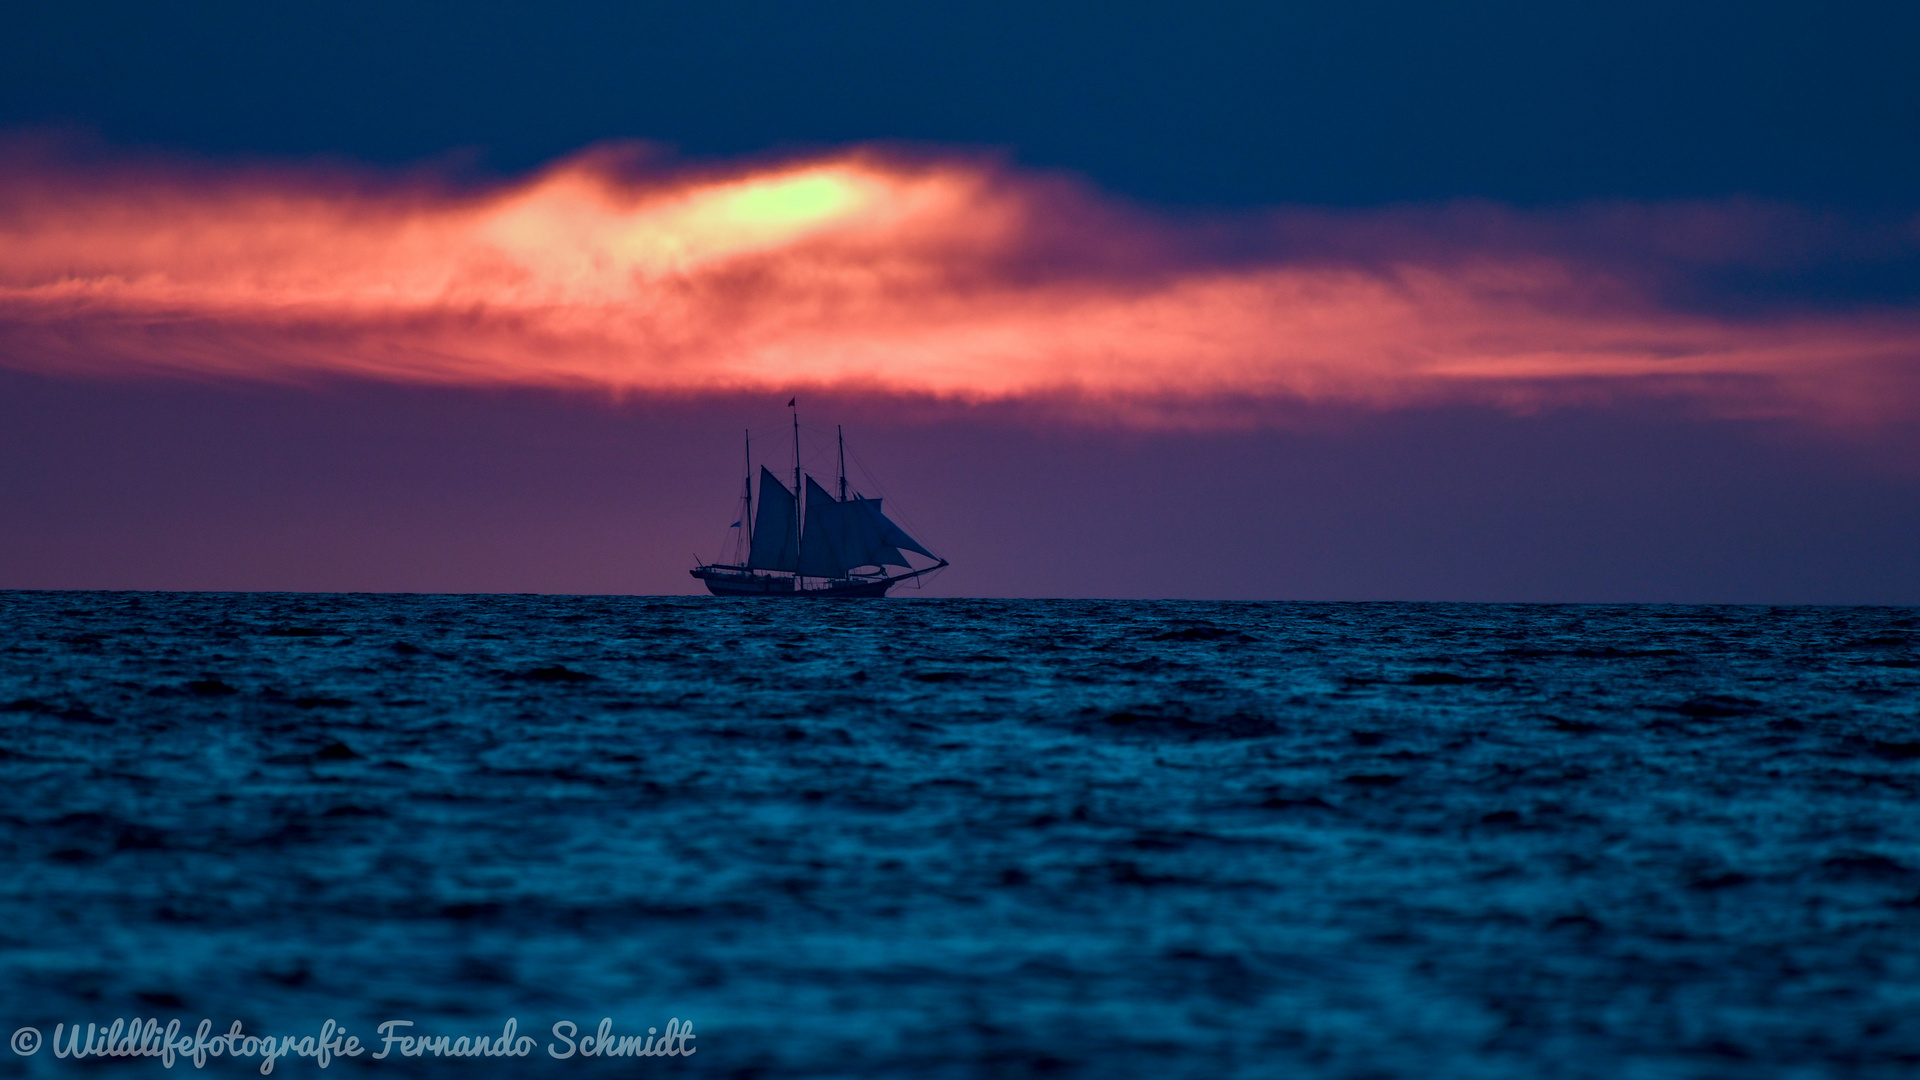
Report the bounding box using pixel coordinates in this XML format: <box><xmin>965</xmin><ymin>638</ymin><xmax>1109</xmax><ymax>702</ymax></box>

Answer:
<box><xmin>2</xmin><ymin>592</ymin><xmax>1918</xmax><ymax>1078</ymax></box>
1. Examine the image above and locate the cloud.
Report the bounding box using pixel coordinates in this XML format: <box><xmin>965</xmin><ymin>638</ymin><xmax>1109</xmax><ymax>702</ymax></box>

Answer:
<box><xmin>1</xmin><ymin>138</ymin><xmax>1916</xmax><ymax>424</ymax></box>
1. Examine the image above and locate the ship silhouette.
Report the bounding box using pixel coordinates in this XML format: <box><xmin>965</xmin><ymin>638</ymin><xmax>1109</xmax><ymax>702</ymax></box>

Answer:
<box><xmin>691</xmin><ymin>407</ymin><xmax>947</xmax><ymax>597</ymax></box>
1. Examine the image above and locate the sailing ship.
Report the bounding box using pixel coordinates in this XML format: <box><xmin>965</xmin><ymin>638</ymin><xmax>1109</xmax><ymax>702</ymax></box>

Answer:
<box><xmin>691</xmin><ymin>412</ymin><xmax>947</xmax><ymax>597</ymax></box>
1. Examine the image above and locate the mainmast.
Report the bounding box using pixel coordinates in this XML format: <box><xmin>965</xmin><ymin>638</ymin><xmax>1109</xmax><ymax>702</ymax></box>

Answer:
<box><xmin>734</xmin><ymin>428</ymin><xmax>753</xmax><ymax>565</ymax></box>
<box><xmin>838</xmin><ymin>425</ymin><xmax>847</xmax><ymax>500</ymax></box>
<box><xmin>791</xmin><ymin>401</ymin><xmax>803</xmax><ymax>584</ymax></box>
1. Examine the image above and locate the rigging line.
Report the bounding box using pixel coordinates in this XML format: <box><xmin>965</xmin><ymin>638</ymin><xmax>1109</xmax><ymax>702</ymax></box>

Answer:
<box><xmin>842</xmin><ymin>443</ymin><xmax>889</xmax><ymax>499</ymax></box>
<box><xmin>706</xmin><ymin>521</ymin><xmax>740</xmax><ymax>566</ymax></box>
<box><xmin>794</xmin><ymin>423</ymin><xmax>841</xmax><ymax>480</ymax></box>
<box><xmin>843</xmin><ymin>442</ymin><xmax>935</xmax><ymax>554</ymax></box>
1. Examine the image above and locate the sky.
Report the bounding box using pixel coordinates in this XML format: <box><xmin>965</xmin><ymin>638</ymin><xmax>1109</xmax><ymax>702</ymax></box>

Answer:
<box><xmin>1</xmin><ymin>0</ymin><xmax>1917</xmax><ymax>600</ymax></box>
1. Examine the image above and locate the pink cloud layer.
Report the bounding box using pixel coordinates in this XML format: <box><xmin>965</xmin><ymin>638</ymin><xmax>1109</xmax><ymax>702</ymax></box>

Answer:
<box><xmin>1</xmin><ymin>143</ymin><xmax>1916</xmax><ymax>424</ymax></box>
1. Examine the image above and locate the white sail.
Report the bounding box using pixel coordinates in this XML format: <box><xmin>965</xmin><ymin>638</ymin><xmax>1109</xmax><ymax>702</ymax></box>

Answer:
<box><xmin>747</xmin><ymin>467</ymin><xmax>799</xmax><ymax>572</ymax></box>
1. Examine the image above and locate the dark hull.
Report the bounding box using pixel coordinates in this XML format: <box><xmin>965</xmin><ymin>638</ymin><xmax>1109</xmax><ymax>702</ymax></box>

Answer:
<box><xmin>691</xmin><ymin>566</ymin><xmax>893</xmax><ymax>598</ymax></box>
<box><xmin>691</xmin><ymin>561</ymin><xmax>946</xmax><ymax>598</ymax></box>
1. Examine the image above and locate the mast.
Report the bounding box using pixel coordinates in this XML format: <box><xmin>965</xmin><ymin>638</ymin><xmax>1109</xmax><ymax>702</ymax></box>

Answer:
<box><xmin>838</xmin><ymin>425</ymin><xmax>847</xmax><ymax>500</ymax></box>
<box><xmin>792</xmin><ymin>402</ymin><xmax>803</xmax><ymax>584</ymax></box>
<box><xmin>740</xmin><ymin>429</ymin><xmax>753</xmax><ymax>562</ymax></box>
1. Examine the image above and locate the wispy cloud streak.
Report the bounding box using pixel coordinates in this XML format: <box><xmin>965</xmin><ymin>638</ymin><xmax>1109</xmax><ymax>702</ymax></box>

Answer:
<box><xmin>1</xmin><ymin>141</ymin><xmax>1915</xmax><ymax>423</ymax></box>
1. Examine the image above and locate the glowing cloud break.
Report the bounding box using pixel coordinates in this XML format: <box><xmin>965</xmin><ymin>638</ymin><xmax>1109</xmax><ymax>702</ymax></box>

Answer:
<box><xmin>0</xmin><ymin>144</ymin><xmax>1916</xmax><ymax>423</ymax></box>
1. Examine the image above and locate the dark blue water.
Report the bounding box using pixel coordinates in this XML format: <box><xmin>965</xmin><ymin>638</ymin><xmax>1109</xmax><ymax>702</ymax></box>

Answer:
<box><xmin>3</xmin><ymin>593</ymin><xmax>1919</xmax><ymax>1078</ymax></box>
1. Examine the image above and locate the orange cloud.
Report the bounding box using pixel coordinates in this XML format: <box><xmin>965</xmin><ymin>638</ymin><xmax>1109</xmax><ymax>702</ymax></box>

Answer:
<box><xmin>1</xmin><ymin>142</ymin><xmax>1916</xmax><ymax>424</ymax></box>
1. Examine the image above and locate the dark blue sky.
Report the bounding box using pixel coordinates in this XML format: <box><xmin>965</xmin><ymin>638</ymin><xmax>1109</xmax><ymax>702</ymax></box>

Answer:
<box><xmin>4</xmin><ymin>0</ymin><xmax>1916</xmax><ymax>208</ymax></box>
